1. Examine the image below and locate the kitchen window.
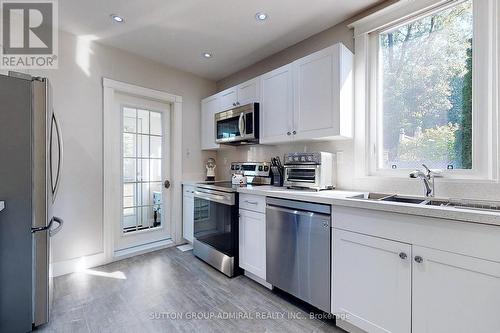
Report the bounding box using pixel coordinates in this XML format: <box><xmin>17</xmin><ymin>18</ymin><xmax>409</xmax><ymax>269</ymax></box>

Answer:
<box><xmin>378</xmin><ymin>1</ymin><xmax>472</xmax><ymax>171</ymax></box>
<box><xmin>351</xmin><ymin>0</ymin><xmax>498</xmax><ymax>179</ymax></box>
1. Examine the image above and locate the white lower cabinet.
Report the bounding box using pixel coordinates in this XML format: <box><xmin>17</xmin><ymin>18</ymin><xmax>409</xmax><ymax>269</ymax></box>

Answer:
<box><xmin>332</xmin><ymin>207</ymin><xmax>500</xmax><ymax>333</ymax></box>
<box><xmin>238</xmin><ymin>208</ymin><xmax>266</xmax><ymax>280</ymax></box>
<box><xmin>333</xmin><ymin>229</ymin><xmax>412</xmax><ymax>333</ymax></box>
<box><xmin>182</xmin><ymin>185</ymin><xmax>194</xmax><ymax>242</ymax></box>
<box><xmin>412</xmin><ymin>246</ymin><xmax>500</xmax><ymax>333</ymax></box>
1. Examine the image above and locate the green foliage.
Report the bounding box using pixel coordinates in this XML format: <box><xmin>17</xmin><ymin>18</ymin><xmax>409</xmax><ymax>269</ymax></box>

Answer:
<box><xmin>460</xmin><ymin>42</ymin><xmax>473</xmax><ymax>169</ymax></box>
<box><xmin>398</xmin><ymin>124</ymin><xmax>459</xmax><ymax>163</ymax></box>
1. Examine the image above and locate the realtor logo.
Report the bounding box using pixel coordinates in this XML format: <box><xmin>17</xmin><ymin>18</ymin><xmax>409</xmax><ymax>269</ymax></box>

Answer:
<box><xmin>1</xmin><ymin>0</ymin><xmax>58</xmax><ymax>69</ymax></box>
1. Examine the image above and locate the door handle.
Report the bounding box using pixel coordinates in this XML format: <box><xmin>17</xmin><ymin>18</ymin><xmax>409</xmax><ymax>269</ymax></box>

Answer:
<box><xmin>164</xmin><ymin>180</ymin><xmax>171</xmax><ymax>189</ymax></box>
<box><xmin>50</xmin><ymin>112</ymin><xmax>63</xmax><ymax>202</ymax></box>
<box><xmin>49</xmin><ymin>216</ymin><xmax>64</xmax><ymax>237</ymax></box>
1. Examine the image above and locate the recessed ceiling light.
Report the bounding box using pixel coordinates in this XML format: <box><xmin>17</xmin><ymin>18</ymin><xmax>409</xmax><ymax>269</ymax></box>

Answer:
<box><xmin>110</xmin><ymin>14</ymin><xmax>124</xmax><ymax>23</ymax></box>
<box><xmin>255</xmin><ymin>12</ymin><xmax>268</xmax><ymax>21</ymax></box>
<box><xmin>202</xmin><ymin>52</ymin><xmax>213</xmax><ymax>59</ymax></box>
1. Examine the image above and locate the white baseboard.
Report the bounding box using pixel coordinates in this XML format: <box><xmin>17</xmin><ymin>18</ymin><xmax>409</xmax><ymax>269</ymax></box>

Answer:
<box><xmin>50</xmin><ymin>252</ymin><xmax>109</xmax><ymax>277</ymax></box>
<box><xmin>50</xmin><ymin>239</ymin><xmax>176</xmax><ymax>277</ymax></box>
<box><xmin>113</xmin><ymin>238</ymin><xmax>174</xmax><ymax>261</ymax></box>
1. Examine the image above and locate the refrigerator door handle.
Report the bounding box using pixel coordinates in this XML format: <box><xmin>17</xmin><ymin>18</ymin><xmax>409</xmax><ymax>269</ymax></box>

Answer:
<box><xmin>32</xmin><ymin>218</ymin><xmax>54</xmax><ymax>233</ymax></box>
<box><xmin>49</xmin><ymin>216</ymin><xmax>63</xmax><ymax>237</ymax></box>
<box><xmin>50</xmin><ymin>112</ymin><xmax>63</xmax><ymax>202</ymax></box>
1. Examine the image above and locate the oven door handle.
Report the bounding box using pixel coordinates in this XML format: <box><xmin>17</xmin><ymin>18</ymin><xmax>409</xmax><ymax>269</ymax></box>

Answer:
<box><xmin>193</xmin><ymin>191</ymin><xmax>227</xmax><ymax>202</ymax></box>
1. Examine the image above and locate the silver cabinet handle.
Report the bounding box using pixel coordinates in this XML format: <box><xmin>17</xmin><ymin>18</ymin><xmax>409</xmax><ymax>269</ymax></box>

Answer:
<box><xmin>244</xmin><ymin>200</ymin><xmax>258</xmax><ymax>205</ymax></box>
<box><xmin>414</xmin><ymin>255</ymin><xmax>423</xmax><ymax>263</ymax></box>
<box><xmin>399</xmin><ymin>252</ymin><xmax>408</xmax><ymax>260</ymax></box>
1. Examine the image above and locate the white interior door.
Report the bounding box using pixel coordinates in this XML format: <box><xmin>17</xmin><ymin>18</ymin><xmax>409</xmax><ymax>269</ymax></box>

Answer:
<box><xmin>114</xmin><ymin>93</ymin><xmax>171</xmax><ymax>251</ymax></box>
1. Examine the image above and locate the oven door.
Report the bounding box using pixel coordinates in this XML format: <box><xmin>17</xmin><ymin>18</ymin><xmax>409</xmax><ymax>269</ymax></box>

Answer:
<box><xmin>193</xmin><ymin>189</ymin><xmax>237</xmax><ymax>257</ymax></box>
<box><xmin>284</xmin><ymin>165</ymin><xmax>320</xmax><ymax>187</ymax></box>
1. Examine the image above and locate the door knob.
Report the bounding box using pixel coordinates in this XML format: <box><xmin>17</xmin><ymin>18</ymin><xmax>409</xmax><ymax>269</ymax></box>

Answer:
<box><xmin>164</xmin><ymin>180</ymin><xmax>171</xmax><ymax>189</ymax></box>
<box><xmin>292</xmin><ymin>130</ymin><xmax>297</xmax><ymax>135</ymax></box>
<box><xmin>287</xmin><ymin>132</ymin><xmax>291</xmax><ymax>136</ymax></box>
<box><xmin>414</xmin><ymin>255</ymin><xmax>423</xmax><ymax>263</ymax></box>
<box><xmin>399</xmin><ymin>252</ymin><xmax>407</xmax><ymax>260</ymax></box>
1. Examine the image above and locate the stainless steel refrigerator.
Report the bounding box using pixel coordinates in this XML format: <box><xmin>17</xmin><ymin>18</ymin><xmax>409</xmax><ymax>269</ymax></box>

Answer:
<box><xmin>0</xmin><ymin>72</ymin><xmax>64</xmax><ymax>332</ymax></box>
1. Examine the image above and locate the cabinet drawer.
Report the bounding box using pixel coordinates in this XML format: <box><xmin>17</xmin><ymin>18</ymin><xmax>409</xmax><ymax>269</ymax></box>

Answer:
<box><xmin>239</xmin><ymin>194</ymin><xmax>266</xmax><ymax>213</ymax></box>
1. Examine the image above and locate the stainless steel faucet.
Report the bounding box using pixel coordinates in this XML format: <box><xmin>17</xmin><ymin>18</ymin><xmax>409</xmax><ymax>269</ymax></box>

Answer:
<box><xmin>409</xmin><ymin>164</ymin><xmax>436</xmax><ymax>197</ymax></box>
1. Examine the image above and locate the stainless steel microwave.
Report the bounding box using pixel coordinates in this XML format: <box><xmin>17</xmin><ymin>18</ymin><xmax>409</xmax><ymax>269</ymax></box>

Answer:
<box><xmin>215</xmin><ymin>103</ymin><xmax>259</xmax><ymax>145</ymax></box>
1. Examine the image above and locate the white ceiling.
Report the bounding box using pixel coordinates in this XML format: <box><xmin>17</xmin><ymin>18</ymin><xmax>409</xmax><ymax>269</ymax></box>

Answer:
<box><xmin>60</xmin><ymin>0</ymin><xmax>381</xmax><ymax>81</ymax></box>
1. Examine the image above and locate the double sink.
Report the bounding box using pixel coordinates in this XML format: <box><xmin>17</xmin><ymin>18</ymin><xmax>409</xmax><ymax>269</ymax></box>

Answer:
<box><xmin>349</xmin><ymin>193</ymin><xmax>500</xmax><ymax>213</ymax></box>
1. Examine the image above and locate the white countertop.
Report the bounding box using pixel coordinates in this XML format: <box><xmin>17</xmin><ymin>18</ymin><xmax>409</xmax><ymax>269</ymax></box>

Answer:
<box><xmin>0</xmin><ymin>201</ymin><xmax>4</xmax><ymax>212</ymax></box>
<box><xmin>237</xmin><ymin>186</ymin><xmax>500</xmax><ymax>226</ymax></box>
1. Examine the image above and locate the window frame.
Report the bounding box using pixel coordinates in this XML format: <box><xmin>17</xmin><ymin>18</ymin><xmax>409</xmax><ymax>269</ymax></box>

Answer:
<box><xmin>351</xmin><ymin>0</ymin><xmax>498</xmax><ymax>181</ymax></box>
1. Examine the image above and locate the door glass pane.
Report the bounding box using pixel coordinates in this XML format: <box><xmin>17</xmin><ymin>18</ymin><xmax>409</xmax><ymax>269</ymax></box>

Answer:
<box><xmin>123</xmin><ymin>133</ymin><xmax>136</xmax><ymax>158</ymax></box>
<box><xmin>137</xmin><ymin>110</ymin><xmax>150</xmax><ymax>134</ymax></box>
<box><xmin>150</xmin><ymin>136</ymin><xmax>162</xmax><ymax>158</ymax></box>
<box><xmin>123</xmin><ymin>158</ymin><xmax>136</xmax><ymax>182</ymax></box>
<box><xmin>139</xmin><ymin>182</ymin><xmax>151</xmax><ymax>206</ymax></box>
<box><xmin>121</xmin><ymin>107</ymin><xmax>164</xmax><ymax>234</ymax></box>
<box><xmin>150</xmin><ymin>159</ymin><xmax>162</xmax><ymax>181</ymax></box>
<box><xmin>123</xmin><ymin>108</ymin><xmax>136</xmax><ymax>132</ymax></box>
<box><xmin>138</xmin><ymin>135</ymin><xmax>149</xmax><ymax>158</ymax></box>
<box><xmin>150</xmin><ymin>112</ymin><xmax>162</xmax><ymax>135</ymax></box>
<box><xmin>138</xmin><ymin>159</ymin><xmax>149</xmax><ymax>182</ymax></box>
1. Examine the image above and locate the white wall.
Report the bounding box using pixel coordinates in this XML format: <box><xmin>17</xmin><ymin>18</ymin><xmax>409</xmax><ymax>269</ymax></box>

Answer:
<box><xmin>27</xmin><ymin>30</ymin><xmax>216</xmax><ymax>264</ymax></box>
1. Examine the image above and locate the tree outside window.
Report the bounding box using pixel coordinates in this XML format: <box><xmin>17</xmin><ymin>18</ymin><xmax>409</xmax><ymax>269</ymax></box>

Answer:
<box><xmin>379</xmin><ymin>0</ymin><xmax>473</xmax><ymax>170</ymax></box>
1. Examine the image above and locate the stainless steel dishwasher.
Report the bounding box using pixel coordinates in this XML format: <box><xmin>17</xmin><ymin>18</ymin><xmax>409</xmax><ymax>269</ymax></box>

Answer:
<box><xmin>266</xmin><ymin>197</ymin><xmax>331</xmax><ymax>312</ymax></box>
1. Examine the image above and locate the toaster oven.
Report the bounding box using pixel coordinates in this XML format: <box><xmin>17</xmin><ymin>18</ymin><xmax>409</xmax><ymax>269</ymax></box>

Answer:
<box><xmin>283</xmin><ymin>152</ymin><xmax>335</xmax><ymax>191</ymax></box>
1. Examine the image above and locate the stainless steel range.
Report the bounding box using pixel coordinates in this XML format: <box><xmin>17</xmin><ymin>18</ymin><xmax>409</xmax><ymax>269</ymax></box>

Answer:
<box><xmin>192</xmin><ymin>162</ymin><xmax>270</xmax><ymax>277</ymax></box>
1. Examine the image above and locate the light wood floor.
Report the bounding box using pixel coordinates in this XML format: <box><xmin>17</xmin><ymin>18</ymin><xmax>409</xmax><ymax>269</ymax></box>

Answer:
<box><xmin>36</xmin><ymin>247</ymin><xmax>345</xmax><ymax>333</ymax></box>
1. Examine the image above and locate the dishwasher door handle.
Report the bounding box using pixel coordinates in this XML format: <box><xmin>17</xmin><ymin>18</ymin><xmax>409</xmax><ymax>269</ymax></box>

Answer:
<box><xmin>266</xmin><ymin>204</ymin><xmax>330</xmax><ymax>219</ymax></box>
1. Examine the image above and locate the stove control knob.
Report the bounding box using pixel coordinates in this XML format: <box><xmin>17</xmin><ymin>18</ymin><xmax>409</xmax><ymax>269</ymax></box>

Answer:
<box><xmin>258</xmin><ymin>166</ymin><xmax>263</xmax><ymax>171</ymax></box>
<box><xmin>264</xmin><ymin>166</ymin><xmax>269</xmax><ymax>172</ymax></box>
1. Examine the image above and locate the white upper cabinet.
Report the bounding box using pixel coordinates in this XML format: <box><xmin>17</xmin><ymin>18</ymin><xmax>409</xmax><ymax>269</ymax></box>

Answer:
<box><xmin>237</xmin><ymin>78</ymin><xmax>260</xmax><ymax>106</ymax></box>
<box><xmin>412</xmin><ymin>246</ymin><xmax>500</xmax><ymax>333</ymax></box>
<box><xmin>201</xmin><ymin>95</ymin><xmax>220</xmax><ymax>150</ymax></box>
<box><xmin>333</xmin><ymin>229</ymin><xmax>412</xmax><ymax>333</ymax></box>
<box><xmin>218</xmin><ymin>87</ymin><xmax>238</xmax><ymax>111</ymax></box>
<box><xmin>219</xmin><ymin>78</ymin><xmax>260</xmax><ymax>111</ymax></box>
<box><xmin>199</xmin><ymin>42</ymin><xmax>353</xmax><ymax>147</ymax></box>
<box><xmin>259</xmin><ymin>64</ymin><xmax>294</xmax><ymax>144</ymax></box>
<box><xmin>293</xmin><ymin>44</ymin><xmax>353</xmax><ymax>141</ymax></box>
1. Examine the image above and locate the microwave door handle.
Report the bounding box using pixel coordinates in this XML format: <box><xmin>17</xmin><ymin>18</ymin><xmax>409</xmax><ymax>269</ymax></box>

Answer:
<box><xmin>238</xmin><ymin>113</ymin><xmax>245</xmax><ymax>137</ymax></box>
